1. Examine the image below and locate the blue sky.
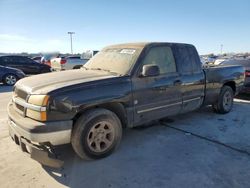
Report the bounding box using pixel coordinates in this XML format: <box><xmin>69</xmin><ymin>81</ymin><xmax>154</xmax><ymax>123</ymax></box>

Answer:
<box><xmin>0</xmin><ymin>0</ymin><xmax>249</xmax><ymax>54</ymax></box>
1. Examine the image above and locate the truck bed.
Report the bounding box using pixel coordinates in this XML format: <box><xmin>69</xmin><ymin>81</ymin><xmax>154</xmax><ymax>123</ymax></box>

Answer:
<box><xmin>203</xmin><ymin>65</ymin><xmax>245</xmax><ymax>105</ymax></box>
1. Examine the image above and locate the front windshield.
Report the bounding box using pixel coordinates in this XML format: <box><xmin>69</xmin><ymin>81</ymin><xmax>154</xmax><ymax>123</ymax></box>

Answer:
<box><xmin>84</xmin><ymin>47</ymin><xmax>143</xmax><ymax>75</ymax></box>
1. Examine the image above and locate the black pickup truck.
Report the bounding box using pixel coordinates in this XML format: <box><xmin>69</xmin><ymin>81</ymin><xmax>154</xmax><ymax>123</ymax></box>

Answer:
<box><xmin>8</xmin><ymin>42</ymin><xmax>245</xmax><ymax>167</ymax></box>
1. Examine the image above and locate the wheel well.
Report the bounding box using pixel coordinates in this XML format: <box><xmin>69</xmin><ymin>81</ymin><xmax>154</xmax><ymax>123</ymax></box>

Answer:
<box><xmin>3</xmin><ymin>73</ymin><xmax>17</xmax><ymax>77</ymax></box>
<box><xmin>223</xmin><ymin>81</ymin><xmax>236</xmax><ymax>93</ymax></box>
<box><xmin>73</xmin><ymin>102</ymin><xmax>128</xmax><ymax>128</ymax></box>
<box><xmin>2</xmin><ymin>73</ymin><xmax>18</xmax><ymax>80</ymax></box>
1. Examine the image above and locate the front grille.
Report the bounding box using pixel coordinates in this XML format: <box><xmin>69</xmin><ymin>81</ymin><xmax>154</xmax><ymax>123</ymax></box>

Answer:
<box><xmin>14</xmin><ymin>88</ymin><xmax>28</xmax><ymax>100</ymax></box>
<box><xmin>15</xmin><ymin>103</ymin><xmax>24</xmax><ymax>112</ymax></box>
<box><xmin>13</xmin><ymin>87</ymin><xmax>28</xmax><ymax>116</ymax></box>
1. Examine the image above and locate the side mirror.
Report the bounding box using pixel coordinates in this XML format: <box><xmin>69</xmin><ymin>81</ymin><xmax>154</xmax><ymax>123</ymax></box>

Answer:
<box><xmin>141</xmin><ymin>64</ymin><xmax>160</xmax><ymax>77</ymax></box>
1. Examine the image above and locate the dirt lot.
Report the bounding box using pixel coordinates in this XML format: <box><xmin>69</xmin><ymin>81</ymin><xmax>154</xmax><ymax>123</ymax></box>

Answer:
<box><xmin>0</xmin><ymin>86</ymin><xmax>250</xmax><ymax>188</ymax></box>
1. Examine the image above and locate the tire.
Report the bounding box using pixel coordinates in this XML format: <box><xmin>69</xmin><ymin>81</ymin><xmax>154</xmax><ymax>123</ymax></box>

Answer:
<box><xmin>71</xmin><ymin>108</ymin><xmax>122</xmax><ymax>160</ymax></box>
<box><xmin>73</xmin><ymin>65</ymin><xmax>82</xmax><ymax>69</ymax></box>
<box><xmin>3</xmin><ymin>74</ymin><xmax>18</xmax><ymax>86</ymax></box>
<box><xmin>212</xmin><ymin>86</ymin><xmax>234</xmax><ymax>114</ymax></box>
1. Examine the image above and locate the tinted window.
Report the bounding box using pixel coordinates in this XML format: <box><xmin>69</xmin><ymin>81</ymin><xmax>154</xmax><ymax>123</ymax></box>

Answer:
<box><xmin>173</xmin><ymin>45</ymin><xmax>201</xmax><ymax>74</ymax></box>
<box><xmin>7</xmin><ymin>56</ymin><xmax>20</xmax><ymax>63</ymax></box>
<box><xmin>0</xmin><ymin>57</ymin><xmax>5</xmax><ymax>65</ymax></box>
<box><xmin>142</xmin><ymin>46</ymin><xmax>176</xmax><ymax>74</ymax></box>
<box><xmin>9</xmin><ymin>56</ymin><xmax>22</xmax><ymax>63</ymax></box>
<box><xmin>174</xmin><ymin>46</ymin><xmax>192</xmax><ymax>73</ymax></box>
<box><xmin>187</xmin><ymin>46</ymin><xmax>201</xmax><ymax>72</ymax></box>
<box><xmin>17</xmin><ymin>57</ymin><xmax>27</xmax><ymax>63</ymax></box>
<box><xmin>1</xmin><ymin>56</ymin><xmax>14</xmax><ymax>64</ymax></box>
<box><xmin>24</xmin><ymin>57</ymin><xmax>35</xmax><ymax>63</ymax></box>
<box><xmin>14</xmin><ymin>56</ymin><xmax>34</xmax><ymax>64</ymax></box>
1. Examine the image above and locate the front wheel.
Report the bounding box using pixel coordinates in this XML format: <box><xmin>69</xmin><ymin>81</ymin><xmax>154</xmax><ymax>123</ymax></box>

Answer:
<box><xmin>212</xmin><ymin>86</ymin><xmax>234</xmax><ymax>114</ymax></box>
<box><xmin>3</xmin><ymin>74</ymin><xmax>18</xmax><ymax>86</ymax></box>
<box><xmin>71</xmin><ymin>108</ymin><xmax>122</xmax><ymax>160</ymax></box>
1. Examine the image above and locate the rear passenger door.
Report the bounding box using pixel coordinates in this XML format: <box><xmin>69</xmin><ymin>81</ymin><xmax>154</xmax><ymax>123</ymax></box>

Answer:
<box><xmin>132</xmin><ymin>45</ymin><xmax>182</xmax><ymax>125</ymax></box>
<box><xmin>173</xmin><ymin>45</ymin><xmax>205</xmax><ymax>113</ymax></box>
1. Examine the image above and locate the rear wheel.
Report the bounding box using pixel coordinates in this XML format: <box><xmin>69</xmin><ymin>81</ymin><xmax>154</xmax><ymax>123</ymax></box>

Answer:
<box><xmin>71</xmin><ymin>108</ymin><xmax>122</xmax><ymax>160</ymax></box>
<box><xmin>73</xmin><ymin>65</ymin><xmax>82</xmax><ymax>69</ymax></box>
<box><xmin>212</xmin><ymin>86</ymin><xmax>234</xmax><ymax>114</ymax></box>
<box><xmin>3</xmin><ymin>74</ymin><xmax>18</xmax><ymax>86</ymax></box>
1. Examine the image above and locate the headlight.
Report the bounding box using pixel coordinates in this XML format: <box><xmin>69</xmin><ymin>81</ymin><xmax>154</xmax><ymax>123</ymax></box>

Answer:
<box><xmin>28</xmin><ymin>95</ymin><xmax>49</xmax><ymax>106</ymax></box>
<box><xmin>27</xmin><ymin>95</ymin><xmax>49</xmax><ymax>121</ymax></box>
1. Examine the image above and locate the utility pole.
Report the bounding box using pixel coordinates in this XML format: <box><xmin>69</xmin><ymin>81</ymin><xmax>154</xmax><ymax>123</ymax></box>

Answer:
<box><xmin>220</xmin><ymin>44</ymin><xmax>223</xmax><ymax>55</ymax></box>
<box><xmin>67</xmin><ymin>32</ymin><xmax>75</xmax><ymax>54</ymax></box>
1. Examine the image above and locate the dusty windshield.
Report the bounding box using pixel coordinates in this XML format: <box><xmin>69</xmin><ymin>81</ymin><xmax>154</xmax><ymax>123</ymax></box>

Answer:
<box><xmin>84</xmin><ymin>47</ymin><xmax>143</xmax><ymax>75</ymax></box>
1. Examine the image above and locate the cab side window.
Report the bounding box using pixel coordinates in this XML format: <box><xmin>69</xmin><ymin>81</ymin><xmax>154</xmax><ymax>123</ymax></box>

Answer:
<box><xmin>142</xmin><ymin>46</ymin><xmax>176</xmax><ymax>74</ymax></box>
<box><xmin>173</xmin><ymin>45</ymin><xmax>201</xmax><ymax>74</ymax></box>
<box><xmin>187</xmin><ymin>46</ymin><xmax>201</xmax><ymax>73</ymax></box>
<box><xmin>174</xmin><ymin>46</ymin><xmax>192</xmax><ymax>74</ymax></box>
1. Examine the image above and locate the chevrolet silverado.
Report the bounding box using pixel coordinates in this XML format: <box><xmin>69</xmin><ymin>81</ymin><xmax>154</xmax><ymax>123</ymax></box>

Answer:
<box><xmin>8</xmin><ymin>42</ymin><xmax>245</xmax><ymax>167</ymax></box>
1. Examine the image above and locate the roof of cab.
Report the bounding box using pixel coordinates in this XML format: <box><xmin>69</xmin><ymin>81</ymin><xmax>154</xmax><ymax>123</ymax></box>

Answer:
<box><xmin>104</xmin><ymin>42</ymin><xmax>149</xmax><ymax>49</ymax></box>
<box><xmin>104</xmin><ymin>42</ymin><xmax>193</xmax><ymax>49</ymax></box>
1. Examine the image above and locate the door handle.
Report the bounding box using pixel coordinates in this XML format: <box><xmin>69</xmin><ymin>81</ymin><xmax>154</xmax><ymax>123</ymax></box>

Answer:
<box><xmin>173</xmin><ymin>80</ymin><xmax>182</xmax><ymax>86</ymax></box>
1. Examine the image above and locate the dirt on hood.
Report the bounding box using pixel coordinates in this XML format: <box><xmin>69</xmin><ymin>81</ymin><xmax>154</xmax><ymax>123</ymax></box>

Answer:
<box><xmin>15</xmin><ymin>69</ymin><xmax>116</xmax><ymax>95</ymax></box>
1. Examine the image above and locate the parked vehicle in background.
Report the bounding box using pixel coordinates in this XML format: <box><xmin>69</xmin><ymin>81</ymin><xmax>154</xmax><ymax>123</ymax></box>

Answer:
<box><xmin>200</xmin><ymin>57</ymin><xmax>207</xmax><ymax>65</ymax></box>
<box><xmin>0</xmin><ymin>55</ymin><xmax>51</xmax><ymax>75</ymax></box>
<box><xmin>82</xmin><ymin>50</ymin><xmax>99</xmax><ymax>60</ymax></box>
<box><xmin>50</xmin><ymin>56</ymin><xmax>88</xmax><ymax>71</ymax></box>
<box><xmin>7</xmin><ymin>42</ymin><xmax>245</xmax><ymax>167</ymax></box>
<box><xmin>0</xmin><ymin>65</ymin><xmax>25</xmax><ymax>86</ymax></box>
<box><xmin>207</xmin><ymin>56</ymin><xmax>218</xmax><ymax>64</ymax></box>
<box><xmin>214</xmin><ymin>58</ymin><xmax>228</xmax><ymax>65</ymax></box>
<box><xmin>41</xmin><ymin>53</ymin><xmax>60</xmax><ymax>67</ymax></box>
<box><xmin>220</xmin><ymin>59</ymin><xmax>250</xmax><ymax>93</ymax></box>
<box><xmin>32</xmin><ymin>56</ymin><xmax>42</xmax><ymax>63</ymax></box>
<box><xmin>65</xmin><ymin>56</ymin><xmax>88</xmax><ymax>69</ymax></box>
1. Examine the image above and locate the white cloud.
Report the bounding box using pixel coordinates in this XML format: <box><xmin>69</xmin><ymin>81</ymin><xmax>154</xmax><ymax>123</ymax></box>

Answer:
<box><xmin>0</xmin><ymin>34</ymin><xmax>32</xmax><ymax>42</ymax></box>
<box><xmin>0</xmin><ymin>34</ymin><xmax>68</xmax><ymax>53</ymax></box>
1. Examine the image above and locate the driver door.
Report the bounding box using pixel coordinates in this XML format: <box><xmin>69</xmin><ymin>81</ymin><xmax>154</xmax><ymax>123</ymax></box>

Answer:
<box><xmin>132</xmin><ymin>45</ymin><xmax>182</xmax><ymax>126</ymax></box>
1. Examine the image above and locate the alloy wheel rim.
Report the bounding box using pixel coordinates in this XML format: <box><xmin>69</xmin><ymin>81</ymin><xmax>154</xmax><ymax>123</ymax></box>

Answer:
<box><xmin>223</xmin><ymin>91</ymin><xmax>232</xmax><ymax>111</ymax></box>
<box><xmin>87</xmin><ymin>121</ymin><xmax>115</xmax><ymax>153</ymax></box>
<box><xmin>6</xmin><ymin>75</ymin><xmax>16</xmax><ymax>85</ymax></box>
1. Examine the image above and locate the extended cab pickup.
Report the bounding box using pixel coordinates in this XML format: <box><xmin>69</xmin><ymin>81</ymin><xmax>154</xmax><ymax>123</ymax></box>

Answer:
<box><xmin>8</xmin><ymin>42</ymin><xmax>245</xmax><ymax>167</ymax></box>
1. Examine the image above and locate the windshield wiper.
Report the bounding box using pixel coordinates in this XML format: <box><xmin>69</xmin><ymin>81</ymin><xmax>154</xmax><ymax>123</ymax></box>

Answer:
<box><xmin>88</xmin><ymin>68</ymin><xmax>119</xmax><ymax>75</ymax></box>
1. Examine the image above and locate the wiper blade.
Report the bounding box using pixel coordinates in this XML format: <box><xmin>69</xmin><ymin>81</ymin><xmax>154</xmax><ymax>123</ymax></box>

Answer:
<box><xmin>89</xmin><ymin>68</ymin><xmax>119</xmax><ymax>75</ymax></box>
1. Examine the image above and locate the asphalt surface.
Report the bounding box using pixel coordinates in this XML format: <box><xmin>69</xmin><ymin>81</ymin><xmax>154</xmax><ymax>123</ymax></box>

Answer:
<box><xmin>0</xmin><ymin>85</ymin><xmax>250</xmax><ymax>188</ymax></box>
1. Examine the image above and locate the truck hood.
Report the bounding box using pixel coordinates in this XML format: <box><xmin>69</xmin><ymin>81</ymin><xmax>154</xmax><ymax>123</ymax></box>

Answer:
<box><xmin>15</xmin><ymin>69</ymin><xmax>116</xmax><ymax>94</ymax></box>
